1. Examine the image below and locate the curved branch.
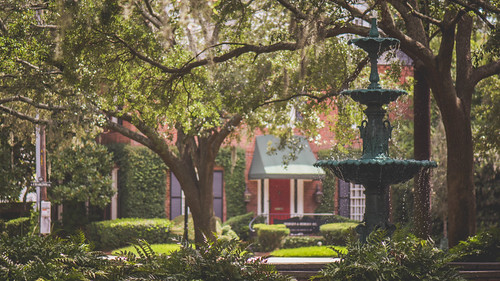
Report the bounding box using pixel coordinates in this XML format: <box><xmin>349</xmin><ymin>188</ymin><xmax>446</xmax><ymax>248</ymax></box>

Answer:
<box><xmin>104</xmin><ymin>118</ymin><xmax>153</xmax><ymax>148</ymax></box>
<box><xmin>257</xmin><ymin>55</ymin><xmax>369</xmax><ymax>107</ymax></box>
<box><xmin>403</xmin><ymin>2</ymin><xmax>442</xmax><ymax>27</ymax></box>
<box><xmin>449</xmin><ymin>0</ymin><xmax>496</xmax><ymax>29</ymax></box>
<box><xmin>0</xmin><ymin>95</ymin><xmax>66</xmax><ymax>111</ymax></box>
<box><xmin>0</xmin><ymin>105</ymin><xmax>50</xmax><ymax>124</ymax></box>
<box><xmin>276</xmin><ymin>0</ymin><xmax>307</xmax><ymax>20</ymax></box>
<box><xmin>379</xmin><ymin>2</ymin><xmax>435</xmax><ymax>68</ymax></box>
<box><xmin>471</xmin><ymin>59</ymin><xmax>500</xmax><ymax>86</ymax></box>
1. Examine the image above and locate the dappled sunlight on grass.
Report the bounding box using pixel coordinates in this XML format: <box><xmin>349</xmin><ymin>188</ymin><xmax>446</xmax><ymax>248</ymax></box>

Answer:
<box><xmin>270</xmin><ymin>246</ymin><xmax>347</xmax><ymax>257</ymax></box>
<box><xmin>112</xmin><ymin>243</ymin><xmax>183</xmax><ymax>256</ymax></box>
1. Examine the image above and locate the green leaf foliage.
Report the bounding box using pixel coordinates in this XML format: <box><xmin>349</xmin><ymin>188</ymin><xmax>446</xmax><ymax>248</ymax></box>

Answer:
<box><xmin>85</xmin><ymin>218</ymin><xmax>173</xmax><ymax>251</ymax></box>
<box><xmin>223</xmin><ymin>212</ymin><xmax>255</xmax><ymax>241</ymax></box>
<box><xmin>319</xmin><ymin>222</ymin><xmax>358</xmax><ymax>246</ymax></box>
<box><xmin>254</xmin><ymin>224</ymin><xmax>290</xmax><ymax>252</ymax></box>
<box><xmin>0</xmin><ymin>233</ymin><xmax>288</xmax><ymax>280</ymax></box>
<box><xmin>49</xmin><ymin>139</ymin><xmax>114</xmax><ymax>208</ymax></box>
<box><xmin>450</xmin><ymin>227</ymin><xmax>500</xmax><ymax>262</ymax></box>
<box><xmin>215</xmin><ymin>147</ymin><xmax>247</xmax><ymax>218</ymax></box>
<box><xmin>316</xmin><ymin>230</ymin><xmax>465</xmax><ymax>281</ymax></box>
<box><xmin>108</xmin><ymin>144</ymin><xmax>166</xmax><ymax>218</ymax></box>
<box><xmin>1</xmin><ymin>217</ymin><xmax>30</xmax><ymax>237</ymax></box>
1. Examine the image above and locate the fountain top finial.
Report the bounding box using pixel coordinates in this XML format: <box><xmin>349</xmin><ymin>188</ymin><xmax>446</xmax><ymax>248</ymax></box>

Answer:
<box><xmin>369</xmin><ymin>18</ymin><xmax>379</xmax><ymax>38</ymax></box>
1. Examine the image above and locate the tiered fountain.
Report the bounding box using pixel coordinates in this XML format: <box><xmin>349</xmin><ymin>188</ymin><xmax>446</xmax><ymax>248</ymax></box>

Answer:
<box><xmin>315</xmin><ymin>18</ymin><xmax>437</xmax><ymax>242</ymax></box>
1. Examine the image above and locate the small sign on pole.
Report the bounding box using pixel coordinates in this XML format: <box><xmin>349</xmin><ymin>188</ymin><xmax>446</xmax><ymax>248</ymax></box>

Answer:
<box><xmin>40</xmin><ymin>201</ymin><xmax>51</xmax><ymax>234</ymax></box>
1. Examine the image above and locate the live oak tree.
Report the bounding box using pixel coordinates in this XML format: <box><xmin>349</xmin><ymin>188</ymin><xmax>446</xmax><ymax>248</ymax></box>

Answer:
<box><xmin>3</xmin><ymin>0</ymin><xmax>497</xmax><ymax>246</ymax></box>
<box><xmin>54</xmin><ymin>0</ymin><xmax>370</xmax><ymax>244</ymax></box>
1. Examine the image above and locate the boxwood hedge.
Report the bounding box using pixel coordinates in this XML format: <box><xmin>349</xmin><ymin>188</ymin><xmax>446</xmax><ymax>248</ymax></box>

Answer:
<box><xmin>86</xmin><ymin>218</ymin><xmax>173</xmax><ymax>250</ymax></box>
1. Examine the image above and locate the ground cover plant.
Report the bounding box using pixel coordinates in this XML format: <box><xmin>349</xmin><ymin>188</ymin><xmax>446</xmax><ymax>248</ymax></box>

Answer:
<box><xmin>0</xmin><ymin>233</ymin><xmax>289</xmax><ymax>281</ymax></box>
<box><xmin>450</xmin><ymin>227</ymin><xmax>500</xmax><ymax>262</ymax></box>
<box><xmin>112</xmin><ymin>243</ymin><xmax>183</xmax><ymax>256</ymax></box>
<box><xmin>314</xmin><ymin>230</ymin><xmax>465</xmax><ymax>281</ymax></box>
<box><xmin>271</xmin><ymin>246</ymin><xmax>347</xmax><ymax>258</ymax></box>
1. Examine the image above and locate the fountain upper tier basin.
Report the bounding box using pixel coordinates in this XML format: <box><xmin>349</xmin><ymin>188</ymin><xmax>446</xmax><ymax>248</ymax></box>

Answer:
<box><xmin>342</xmin><ymin>88</ymin><xmax>407</xmax><ymax>106</ymax></box>
<box><xmin>314</xmin><ymin>158</ymin><xmax>437</xmax><ymax>186</ymax></box>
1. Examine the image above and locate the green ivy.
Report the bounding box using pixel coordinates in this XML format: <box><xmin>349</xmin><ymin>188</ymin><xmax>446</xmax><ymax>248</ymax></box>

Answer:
<box><xmin>107</xmin><ymin>144</ymin><xmax>167</xmax><ymax>218</ymax></box>
<box><xmin>315</xmin><ymin>150</ymin><xmax>338</xmax><ymax>214</ymax></box>
<box><xmin>215</xmin><ymin>147</ymin><xmax>246</xmax><ymax>218</ymax></box>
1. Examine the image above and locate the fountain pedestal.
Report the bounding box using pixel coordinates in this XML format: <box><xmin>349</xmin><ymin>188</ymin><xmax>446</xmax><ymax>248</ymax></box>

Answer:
<box><xmin>315</xmin><ymin>18</ymin><xmax>436</xmax><ymax>242</ymax></box>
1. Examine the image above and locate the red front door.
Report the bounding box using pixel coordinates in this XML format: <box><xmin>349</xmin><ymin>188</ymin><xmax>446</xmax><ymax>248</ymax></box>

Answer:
<box><xmin>269</xmin><ymin>179</ymin><xmax>290</xmax><ymax>224</ymax></box>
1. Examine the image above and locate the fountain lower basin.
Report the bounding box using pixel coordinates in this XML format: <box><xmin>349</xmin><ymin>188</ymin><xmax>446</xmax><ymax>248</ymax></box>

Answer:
<box><xmin>314</xmin><ymin>158</ymin><xmax>437</xmax><ymax>186</ymax></box>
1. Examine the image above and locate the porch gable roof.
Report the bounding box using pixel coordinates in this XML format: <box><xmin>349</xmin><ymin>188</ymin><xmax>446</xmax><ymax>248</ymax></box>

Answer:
<box><xmin>248</xmin><ymin>135</ymin><xmax>325</xmax><ymax>180</ymax></box>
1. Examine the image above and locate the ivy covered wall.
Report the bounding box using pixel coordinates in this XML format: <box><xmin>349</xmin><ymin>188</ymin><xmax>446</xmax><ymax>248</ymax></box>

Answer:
<box><xmin>107</xmin><ymin>144</ymin><xmax>247</xmax><ymax>220</ymax></box>
<box><xmin>107</xmin><ymin>144</ymin><xmax>166</xmax><ymax>218</ymax></box>
<box><xmin>216</xmin><ymin>147</ymin><xmax>246</xmax><ymax>219</ymax></box>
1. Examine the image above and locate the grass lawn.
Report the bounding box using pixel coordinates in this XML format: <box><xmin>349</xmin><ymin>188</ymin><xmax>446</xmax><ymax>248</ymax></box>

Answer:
<box><xmin>270</xmin><ymin>246</ymin><xmax>347</xmax><ymax>257</ymax></box>
<box><xmin>112</xmin><ymin>243</ymin><xmax>183</xmax><ymax>256</ymax></box>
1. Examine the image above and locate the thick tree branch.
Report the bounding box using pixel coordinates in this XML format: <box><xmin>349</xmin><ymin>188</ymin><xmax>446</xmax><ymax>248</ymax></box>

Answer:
<box><xmin>436</xmin><ymin>9</ymin><xmax>459</xmax><ymax>75</ymax></box>
<box><xmin>276</xmin><ymin>0</ymin><xmax>307</xmax><ymax>20</ymax></box>
<box><xmin>378</xmin><ymin>2</ymin><xmax>435</xmax><ymax>68</ymax></box>
<box><xmin>456</xmin><ymin>14</ymin><xmax>473</xmax><ymax>102</ymax></box>
<box><xmin>449</xmin><ymin>0</ymin><xmax>495</xmax><ymax>29</ymax></box>
<box><xmin>136</xmin><ymin>1</ymin><xmax>162</xmax><ymax>29</ymax></box>
<box><xmin>469</xmin><ymin>0</ymin><xmax>500</xmax><ymax>14</ymax></box>
<box><xmin>0</xmin><ymin>105</ymin><xmax>49</xmax><ymax>124</ymax></box>
<box><xmin>104</xmin><ymin>118</ymin><xmax>152</xmax><ymax>148</ymax></box>
<box><xmin>0</xmin><ymin>95</ymin><xmax>66</xmax><ymax>111</ymax></box>
<box><xmin>212</xmin><ymin>114</ymin><xmax>243</xmax><ymax>151</ymax></box>
<box><xmin>471</xmin><ymin>60</ymin><xmax>500</xmax><ymax>86</ymax></box>
<box><xmin>0</xmin><ymin>17</ymin><xmax>7</xmax><ymax>34</ymax></box>
<box><xmin>402</xmin><ymin>2</ymin><xmax>442</xmax><ymax>27</ymax></box>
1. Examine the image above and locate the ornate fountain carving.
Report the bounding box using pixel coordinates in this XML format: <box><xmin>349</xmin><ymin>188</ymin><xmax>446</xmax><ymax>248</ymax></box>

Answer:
<box><xmin>315</xmin><ymin>18</ymin><xmax>437</xmax><ymax>242</ymax></box>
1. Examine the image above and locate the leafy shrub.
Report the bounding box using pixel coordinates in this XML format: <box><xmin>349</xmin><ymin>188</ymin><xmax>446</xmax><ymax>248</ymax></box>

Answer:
<box><xmin>254</xmin><ymin>224</ymin><xmax>290</xmax><ymax>252</ymax></box>
<box><xmin>0</xmin><ymin>232</ymin><xmax>114</xmax><ymax>280</ymax></box>
<box><xmin>223</xmin><ymin>212</ymin><xmax>255</xmax><ymax>241</ymax></box>
<box><xmin>86</xmin><ymin>218</ymin><xmax>173</xmax><ymax>250</ymax></box>
<box><xmin>319</xmin><ymin>222</ymin><xmax>358</xmax><ymax>245</ymax></box>
<box><xmin>283</xmin><ymin>235</ymin><xmax>325</xmax><ymax>248</ymax></box>
<box><xmin>1</xmin><ymin>233</ymin><xmax>288</xmax><ymax>280</ymax></box>
<box><xmin>3</xmin><ymin>217</ymin><xmax>30</xmax><ymax>236</ymax></box>
<box><xmin>315</xmin><ymin>230</ymin><xmax>465</xmax><ymax>281</ymax></box>
<box><xmin>450</xmin><ymin>227</ymin><xmax>500</xmax><ymax>262</ymax></box>
<box><xmin>118</xmin><ymin>239</ymin><xmax>290</xmax><ymax>280</ymax></box>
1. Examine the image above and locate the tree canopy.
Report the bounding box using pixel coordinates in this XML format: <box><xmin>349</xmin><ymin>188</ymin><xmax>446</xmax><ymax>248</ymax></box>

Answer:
<box><xmin>1</xmin><ymin>0</ymin><xmax>498</xmax><ymax>245</ymax></box>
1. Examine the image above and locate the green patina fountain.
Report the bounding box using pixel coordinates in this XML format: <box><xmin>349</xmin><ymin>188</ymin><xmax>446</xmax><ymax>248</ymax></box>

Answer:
<box><xmin>315</xmin><ymin>18</ymin><xmax>437</xmax><ymax>242</ymax></box>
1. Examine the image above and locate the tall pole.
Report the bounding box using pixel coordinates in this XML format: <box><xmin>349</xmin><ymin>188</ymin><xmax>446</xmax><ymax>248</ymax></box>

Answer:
<box><xmin>35</xmin><ymin>120</ymin><xmax>51</xmax><ymax>235</ymax></box>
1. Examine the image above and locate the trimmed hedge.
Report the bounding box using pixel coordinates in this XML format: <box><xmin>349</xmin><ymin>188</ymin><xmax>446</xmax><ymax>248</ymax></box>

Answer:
<box><xmin>3</xmin><ymin>217</ymin><xmax>30</xmax><ymax>236</ymax></box>
<box><xmin>86</xmin><ymin>218</ymin><xmax>173</xmax><ymax>250</ymax></box>
<box><xmin>283</xmin><ymin>236</ymin><xmax>325</xmax><ymax>249</ymax></box>
<box><xmin>223</xmin><ymin>212</ymin><xmax>254</xmax><ymax>241</ymax></box>
<box><xmin>320</xmin><ymin>222</ymin><xmax>358</xmax><ymax>245</ymax></box>
<box><xmin>254</xmin><ymin>224</ymin><xmax>290</xmax><ymax>252</ymax></box>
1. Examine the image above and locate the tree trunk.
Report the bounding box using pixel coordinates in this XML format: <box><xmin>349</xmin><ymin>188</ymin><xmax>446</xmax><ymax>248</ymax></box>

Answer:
<box><xmin>441</xmin><ymin>103</ymin><xmax>476</xmax><ymax>247</ymax></box>
<box><xmin>413</xmin><ymin>65</ymin><xmax>432</xmax><ymax>239</ymax></box>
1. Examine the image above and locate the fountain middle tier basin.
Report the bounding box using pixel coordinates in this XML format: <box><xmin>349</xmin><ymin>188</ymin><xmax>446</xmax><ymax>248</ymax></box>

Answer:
<box><xmin>314</xmin><ymin>158</ymin><xmax>437</xmax><ymax>186</ymax></box>
<box><xmin>342</xmin><ymin>88</ymin><xmax>407</xmax><ymax>106</ymax></box>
